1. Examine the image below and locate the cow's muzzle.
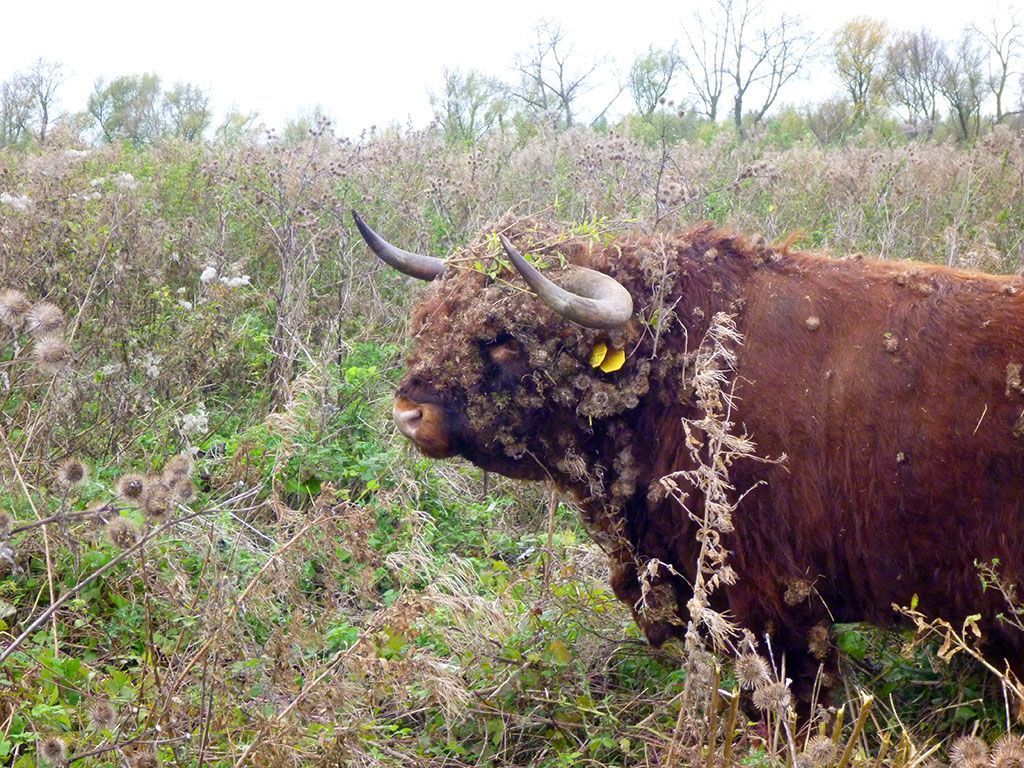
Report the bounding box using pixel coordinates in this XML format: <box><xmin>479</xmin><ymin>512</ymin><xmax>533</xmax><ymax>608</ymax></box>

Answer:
<box><xmin>393</xmin><ymin>396</ymin><xmax>452</xmax><ymax>458</ymax></box>
<box><xmin>393</xmin><ymin>401</ymin><xmax>423</xmax><ymax>439</ymax></box>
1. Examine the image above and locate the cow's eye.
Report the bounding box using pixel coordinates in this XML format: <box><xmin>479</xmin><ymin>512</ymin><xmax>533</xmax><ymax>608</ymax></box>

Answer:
<box><xmin>487</xmin><ymin>340</ymin><xmax>524</xmax><ymax>366</ymax></box>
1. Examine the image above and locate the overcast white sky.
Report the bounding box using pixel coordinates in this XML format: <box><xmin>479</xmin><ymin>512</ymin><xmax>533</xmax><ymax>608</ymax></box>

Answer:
<box><xmin>0</xmin><ymin>0</ymin><xmax>1011</xmax><ymax>138</ymax></box>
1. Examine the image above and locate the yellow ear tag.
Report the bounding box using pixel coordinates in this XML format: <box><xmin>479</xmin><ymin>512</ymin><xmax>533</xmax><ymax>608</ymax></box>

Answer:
<box><xmin>589</xmin><ymin>342</ymin><xmax>608</xmax><ymax>368</ymax></box>
<box><xmin>599</xmin><ymin>347</ymin><xmax>626</xmax><ymax>373</ymax></box>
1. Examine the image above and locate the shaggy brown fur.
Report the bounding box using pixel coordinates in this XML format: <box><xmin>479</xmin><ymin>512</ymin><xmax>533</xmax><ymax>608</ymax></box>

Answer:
<box><xmin>392</xmin><ymin>219</ymin><xmax>1024</xmax><ymax>706</ymax></box>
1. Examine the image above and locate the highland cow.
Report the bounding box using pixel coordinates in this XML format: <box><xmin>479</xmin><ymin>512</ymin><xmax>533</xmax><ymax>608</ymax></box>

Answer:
<box><xmin>353</xmin><ymin>211</ymin><xmax>1024</xmax><ymax>706</ymax></box>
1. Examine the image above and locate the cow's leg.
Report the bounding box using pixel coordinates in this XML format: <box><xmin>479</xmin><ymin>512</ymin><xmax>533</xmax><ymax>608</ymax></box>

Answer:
<box><xmin>758</xmin><ymin>618</ymin><xmax>840</xmax><ymax>726</ymax></box>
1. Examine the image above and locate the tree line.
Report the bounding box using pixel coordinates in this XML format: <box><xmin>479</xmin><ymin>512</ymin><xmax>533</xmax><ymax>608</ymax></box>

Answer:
<box><xmin>2</xmin><ymin>2</ymin><xmax>1023</xmax><ymax>149</ymax></box>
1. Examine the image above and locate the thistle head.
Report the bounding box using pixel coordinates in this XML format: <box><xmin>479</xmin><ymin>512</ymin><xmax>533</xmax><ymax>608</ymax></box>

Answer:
<box><xmin>56</xmin><ymin>458</ymin><xmax>88</xmax><ymax>488</ymax></box>
<box><xmin>33</xmin><ymin>334</ymin><xmax>71</xmax><ymax>373</ymax></box>
<box><xmin>752</xmin><ymin>680</ymin><xmax>792</xmax><ymax>715</ymax></box>
<box><xmin>802</xmin><ymin>735</ymin><xmax>837</xmax><ymax>768</ymax></box>
<box><xmin>949</xmin><ymin>735</ymin><xmax>989</xmax><ymax>768</ymax></box>
<box><xmin>106</xmin><ymin>517</ymin><xmax>141</xmax><ymax>549</ymax></box>
<box><xmin>26</xmin><ymin>301</ymin><xmax>65</xmax><ymax>336</ymax></box>
<box><xmin>89</xmin><ymin>699</ymin><xmax>117</xmax><ymax>730</ymax></box>
<box><xmin>735</xmin><ymin>652</ymin><xmax>770</xmax><ymax>691</ymax></box>
<box><xmin>38</xmin><ymin>735</ymin><xmax>68</xmax><ymax>765</ymax></box>
<box><xmin>141</xmin><ymin>482</ymin><xmax>173</xmax><ymax>523</ymax></box>
<box><xmin>115</xmin><ymin>473</ymin><xmax>147</xmax><ymax>503</ymax></box>
<box><xmin>994</xmin><ymin>735</ymin><xmax>1024</xmax><ymax>768</ymax></box>
<box><xmin>0</xmin><ymin>289</ymin><xmax>31</xmax><ymax>329</ymax></box>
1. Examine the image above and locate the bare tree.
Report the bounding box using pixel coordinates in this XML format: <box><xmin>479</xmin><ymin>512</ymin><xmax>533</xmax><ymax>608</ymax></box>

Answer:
<box><xmin>886</xmin><ymin>29</ymin><xmax>945</xmax><ymax>136</ymax></box>
<box><xmin>679</xmin><ymin>1</ymin><xmax>731</xmax><ymax>121</ymax></box>
<box><xmin>21</xmin><ymin>59</ymin><xmax>63</xmax><ymax>144</ymax></box>
<box><xmin>510</xmin><ymin>20</ymin><xmax>603</xmax><ymax>128</ymax></box>
<box><xmin>972</xmin><ymin>12</ymin><xmax>1023</xmax><ymax>123</ymax></box>
<box><xmin>940</xmin><ymin>30</ymin><xmax>987</xmax><ymax>142</ymax></box>
<box><xmin>724</xmin><ymin>0</ymin><xmax>812</xmax><ymax>136</ymax></box>
<box><xmin>735</xmin><ymin>12</ymin><xmax>813</xmax><ymax>132</ymax></box>
<box><xmin>629</xmin><ymin>47</ymin><xmax>680</xmax><ymax>118</ymax></box>
<box><xmin>0</xmin><ymin>77</ymin><xmax>33</xmax><ymax>147</ymax></box>
<box><xmin>680</xmin><ymin>0</ymin><xmax>811</xmax><ymax>136</ymax></box>
<box><xmin>833</xmin><ymin>17</ymin><xmax>890</xmax><ymax>123</ymax></box>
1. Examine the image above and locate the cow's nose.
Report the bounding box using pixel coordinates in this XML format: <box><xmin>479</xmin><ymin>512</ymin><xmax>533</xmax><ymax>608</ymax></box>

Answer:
<box><xmin>393</xmin><ymin>402</ymin><xmax>423</xmax><ymax>439</ymax></box>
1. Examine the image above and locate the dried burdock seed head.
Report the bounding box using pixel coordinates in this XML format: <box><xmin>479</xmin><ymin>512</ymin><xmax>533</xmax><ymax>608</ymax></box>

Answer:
<box><xmin>752</xmin><ymin>680</ymin><xmax>792</xmax><ymax>714</ymax></box>
<box><xmin>994</xmin><ymin>735</ymin><xmax>1024</xmax><ymax>768</ymax></box>
<box><xmin>166</xmin><ymin>452</ymin><xmax>193</xmax><ymax>474</ymax></box>
<box><xmin>784</xmin><ymin>578</ymin><xmax>814</xmax><ymax>605</ymax></box>
<box><xmin>106</xmin><ymin>517</ymin><xmax>141</xmax><ymax>549</ymax></box>
<box><xmin>32</xmin><ymin>334</ymin><xmax>71</xmax><ymax>372</ymax></box>
<box><xmin>168</xmin><ymin>475</ymin><xmax>195</xmax><ymax>503</ymax></box>
<box><xmin>0</xmin><ymin>288</ymin><xmax>31</xmax><ymax>328</ymax></box>
<box><xmin>116</xmin><ymin>473</ymin><xmax>146</xmax><ymax>503</ymax></box>
<box><xmin>949</xmin><ymin>735</ymin><xmax>989</xmax><ymax>768</ymax></box>
<box><xmin>163</xmin><ymin>453</ymin><xmax>194</xmax><ymax>481</ymax></box>
<box><xmin>56</xmin><ymin>458</ymin><xmax>88</xmax><ymax>488</ymax></box>
<box><xmin>130</xmin><ymin>751</ymin><xmax>158</xmax><ymax>768</ymax></box>
<box><xmin>89</xmin><ymin>699</ymin><xmax>117</xmax><ymax>730</ymax></box>
<box><xmin>38</xmin><ymin>735</ymin><xmax>67</xmax><ymax>765</ymax></box>
<box><xmin>803</xmin><ymin>734</ymin><xmax>837</xmax><ymax>767</ymax></box>
<box><xmin>141</xmin><ymin>482</ymin><xmax>173</xmax><ymax>523</ymax></box>
<box><xmin>0</xmin><ymin>511</ymin><xmax>12</xmax><ymax>539</ymax></box>
<box><xmin>808</xmin><ymin>623</ymin><xmax>831</xmax><ymax>660</ymax></box>
<box><xmin>26</xmin><ymin>301</ymin><xmax>65</xmax><ymax>336</ymax></box>
<box><xmin>735</xmin><ymin>652</ymin><xmax>770</xmax><ymax>690</ymax></box>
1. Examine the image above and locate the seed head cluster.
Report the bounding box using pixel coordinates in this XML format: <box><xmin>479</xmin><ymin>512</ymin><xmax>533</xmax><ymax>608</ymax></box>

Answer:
<box><xmin>1</xmin><ymin>288</ymin><xmax>73</xmax><ymax>374</ymax></box>
<box><xmin>113</xmin><ymin>453</ymin><xmax>198</xmax><ymax>527</ymax></box>
<box><xmin>736</xmin><ymin>650</ymin><xmax>794</xmax><ymax>719</ymax></box>
<box><xmin>751</xmin><ymin>679</ymin><xmax>792</xmax><ymax>715</ymax></box>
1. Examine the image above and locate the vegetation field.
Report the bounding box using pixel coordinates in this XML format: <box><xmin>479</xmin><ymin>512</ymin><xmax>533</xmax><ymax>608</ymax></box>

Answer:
<box><xmin>3</xmin><ymin>117</ymin><xmax>1024</xmax><ymax>767</ymax></box>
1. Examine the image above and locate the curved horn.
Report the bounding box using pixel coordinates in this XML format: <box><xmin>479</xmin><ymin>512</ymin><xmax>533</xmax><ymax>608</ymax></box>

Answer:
<box><xmin>352</xmin><ymin>210</ymin><xmax>445</xmax><ymax>281</ymax></box>
<box><xmin>499</xmin><ymin>235</ymin><xmax>633</xmax><ymax>330</ymax></box>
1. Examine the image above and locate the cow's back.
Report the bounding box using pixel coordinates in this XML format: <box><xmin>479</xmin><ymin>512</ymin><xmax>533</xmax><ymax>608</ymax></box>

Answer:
<box><xmin>731</xmin><ymin>253</ymin><xmax>1024</xmax><ymax>649</ymax></box>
